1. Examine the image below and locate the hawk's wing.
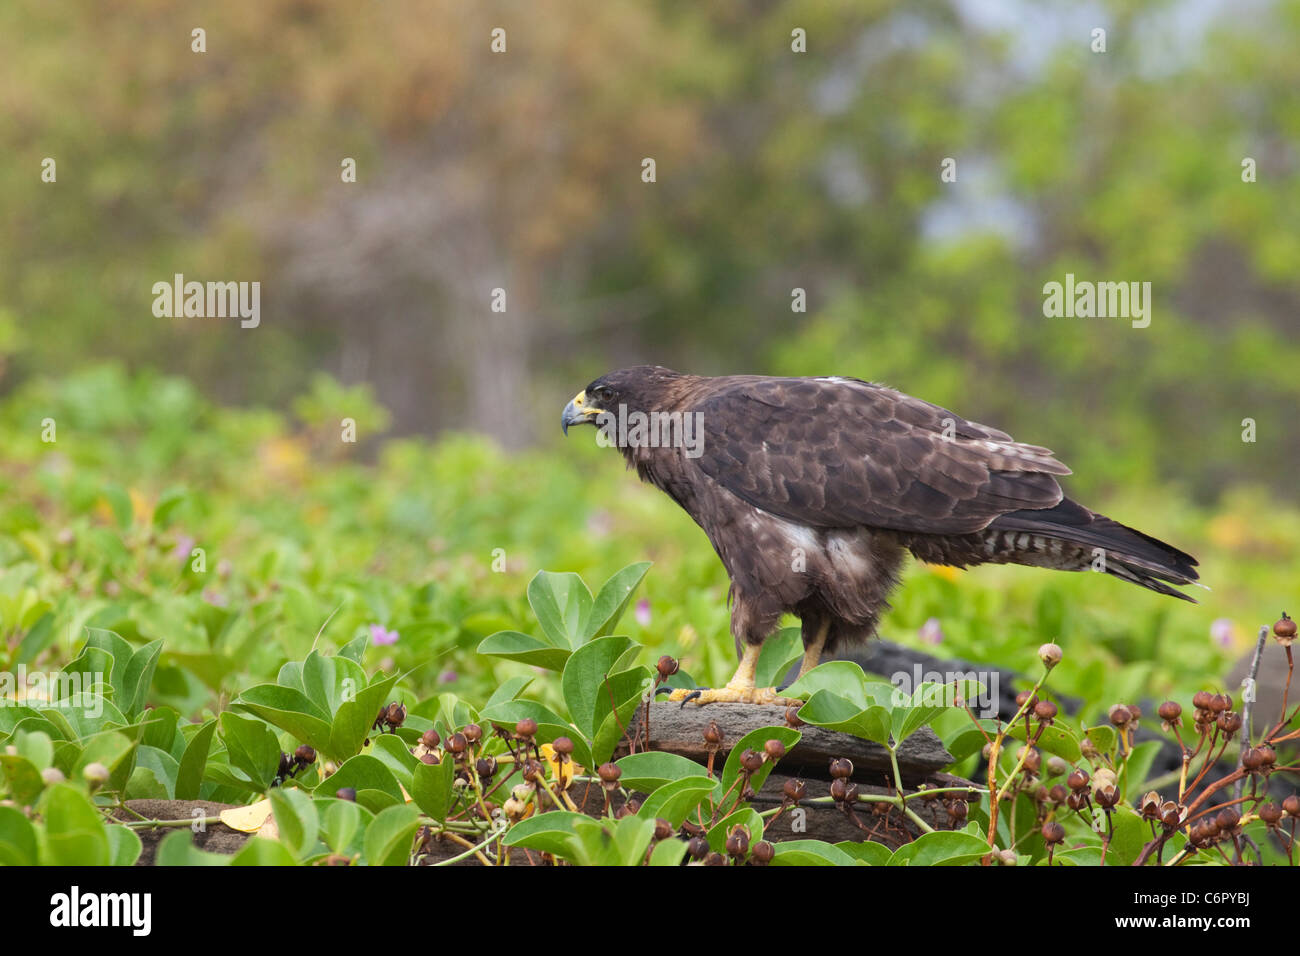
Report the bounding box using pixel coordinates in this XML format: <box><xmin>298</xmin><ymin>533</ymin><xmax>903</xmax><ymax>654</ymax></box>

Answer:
<box><xmin>691</xmin><ymin>376</ymin><xmax>1070</xmax><ymax>535</ymax></box>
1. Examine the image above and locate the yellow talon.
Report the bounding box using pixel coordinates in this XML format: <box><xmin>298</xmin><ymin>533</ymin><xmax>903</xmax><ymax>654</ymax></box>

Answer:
<box><xmin>666</xmin><ymin>643</ymin><xmax>798</xmax><ymax>706</ymax></box>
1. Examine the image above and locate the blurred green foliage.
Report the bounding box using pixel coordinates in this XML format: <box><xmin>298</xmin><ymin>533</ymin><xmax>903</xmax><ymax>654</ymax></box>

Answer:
<box><xmin>1</xmin><ymin>0</ymin><xmax>1296</xmax><ymax>493</ymax></box>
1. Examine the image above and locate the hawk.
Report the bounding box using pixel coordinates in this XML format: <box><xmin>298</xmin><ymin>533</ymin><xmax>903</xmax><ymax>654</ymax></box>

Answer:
<box><xmin>562</xmin><ymin>367</ymin><xmax>1200</xmax><ymax>705</ymax></box>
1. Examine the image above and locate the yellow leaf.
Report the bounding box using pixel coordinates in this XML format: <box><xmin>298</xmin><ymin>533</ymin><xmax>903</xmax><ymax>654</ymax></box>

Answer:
<box><xmin>220</xmin><ymin>798</ymin><xmax>274</xmax><ymax>833</ymax></box>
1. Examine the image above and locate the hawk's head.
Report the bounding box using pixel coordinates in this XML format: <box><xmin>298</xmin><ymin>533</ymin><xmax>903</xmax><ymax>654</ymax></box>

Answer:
<box><xmin>561</xmin><ymin>366</ymin><xmax>683</xmax><ymax>435</ymax></box>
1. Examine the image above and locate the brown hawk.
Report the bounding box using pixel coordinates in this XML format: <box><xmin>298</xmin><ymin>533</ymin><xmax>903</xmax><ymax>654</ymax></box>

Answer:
<box><xmin>562</xmin><ymin>367</ymin><xmax>1199</xmax><ymax>705</ymax></box>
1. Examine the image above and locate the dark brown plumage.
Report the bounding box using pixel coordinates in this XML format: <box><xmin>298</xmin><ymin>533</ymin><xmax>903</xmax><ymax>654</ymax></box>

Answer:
<box><xmin>562</xmin><ymin>366</ymin><xmax>1200</xmax><ymax>704</ymax></box>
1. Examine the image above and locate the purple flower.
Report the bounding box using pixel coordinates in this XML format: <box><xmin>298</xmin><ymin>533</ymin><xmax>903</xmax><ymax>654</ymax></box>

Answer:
<box><xmin>438</xmin><ymin>669</ymin><xmax>458</xmax><ymax>684</ymax></box>
<box><xmin>370</xmin><ymin>624</ymin><xmax>399</xmax><ymax>647</ymax></box>
<box><xmin>634</xmin><ymin>598</ymin><xmax>651</xmax><ymax>628</ymax></box>
<box><xmin>172</xmin><ymin>535</ymin><xmax>196</xmax><ymax>567</ymax></box>
<box><xmin>919</xmin><ymin>617</ymin><xmax>944</xmax><ymax>646</ymax></box>
<box><xmin>1210</xmin><ymin>618</ymin><xmax>1234</xmax><ymax>650</ymax></box>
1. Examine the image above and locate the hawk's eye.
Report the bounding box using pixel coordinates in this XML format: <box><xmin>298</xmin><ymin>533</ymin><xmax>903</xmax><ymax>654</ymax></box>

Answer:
<box><xmin>593</xmin><ymin>386</ymin><xmax>614</xmax><ymax>405</ymax></box>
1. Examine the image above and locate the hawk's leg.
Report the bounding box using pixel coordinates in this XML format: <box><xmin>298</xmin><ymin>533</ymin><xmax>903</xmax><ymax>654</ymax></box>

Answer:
<box><xmin>666</xmin><ymin>642</ymin><xmax>798</xmax><ymax>706</ymax></box>
<box><xmin>795</xmin><ymin>618</ymin><xmax>831</xmax><ymax>680</ymax></box>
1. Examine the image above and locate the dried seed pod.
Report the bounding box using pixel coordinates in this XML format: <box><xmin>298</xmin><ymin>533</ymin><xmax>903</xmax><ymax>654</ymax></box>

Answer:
<box><xmin>1274</xmin><ymin>613</ymin><xmax>1296</xmax><ymax>645</ymax></box>
<box><xmin>1018</xmin><ymin>746</ymin><xmax>1041</xmax><ymax>774</ymax></box>
<box><xmin>763</xmin><ymin>739</ymin><xmax>787</xmax><ymax>760</ymax></box>
<box><xmin>1048</xmin><ymin>784</ymin><xmax>1068</xmax><ymax>804</ymax></box>
<box><xmin>740</xmin><ymin>749</ymin><xmax>764</xmax><ymax>773</ymax></box>
<box><xmin>653</xmin><ymin>818</ymin><xmax>674</xmax><ymax>841</ymax></box>
<box><xmin>830</xmin><ymin>778</ymin><xmax>850</xmax><ymax>802</ymax></box>
<box><xmin>1157</xmin><ymin>701</ymin><xmax>1182</xmax><ymax>724</ymax></box>
<box><xmin>751</xmin><ymin>840</ymin><xmax>775</xmax><ymax>865</ymax></box>
<box><xmin>686</xmin><ymin>836</ymin><xmax>709</xmax><ymax>861</ymax></box>
<box><xmin>783</xmin><ymin>778</ymin><xmax>807</xmax><ymax>803</ymax></box>
<box><xmin>476</xmin><ymin>756</ymin><xmax>497</xmax><ymax>778</ymax></box>
<box><xmin>703</xmin><ymin>721</ymin><xmax>723</xmax><ymax>746</ymax></box>
<box><xmin>1038</xmin><ymin>643</ymin><xmax>1063</xmax><ymax>667</ymax></box>
<box><xmin>597</xmin><ymin>762</ymin><xmax>622</xmax><ymax>784</ymax></box>
<box><xmin>1283</xmin><ymin>795</ymin><xmax>1300</xmax><ymax>816</ymax></box>
<box><xmin>463</xmin><ymin>723</ymin><xmax>482</xmax><ymax>744</ymax></box>
<box><xmin>1191</xmin><ymin>691</ymin><xmax>1214</xmax><ymax>712</ymax></box>
<box><xmin>1046</xmin><ymin>755</ymin><xmax>1069</xmax><ymax>777</ymax></box>
<box><xmin>420</xmin><ymin>752</ymin><xmax>440</xmax><ymax>765</ymax></box>
<box><xmin>553</xmin><ymin>736</ymin><xmax>574</xmax><ymax>757</ymax></box>
<box><xmin>386</xmin><ymin>702</ymin><xmax>407</xmax><ymax>727</ymax></box>
<box><xmin>1259</xmin><ymin>803</ymin><xmax>1282</xmax><ymax>825</ymax></box>
<box><xmin>656</xmin><ymin>655</ymin><xmax>679</xmax><ymax>679</ymax></box>
<box><xmin>1034</xmin><ymin>700</ymin><xmax>1058</xmax><ymax>722</ymax></box>
<box><xmin>1108</xmin><ymin>704</ymin><xmax>1132</xmax><ymax>727</ymax></box>
<box><xmin>1042</xmin><ymin>821</ymin><xmax>1066</xmax><ymax>844</ymax></box>
<box><xmin>1067</xmin><ymin>769</ymin><xmax>1090</xmax><ymax>791</ymax></box>
<box><xmin>515</xmin><ymin>717</ymin><xmax>538</xmax><ymax>739</ymax></box>
<box><xmin>446</xmin><ymin>732</ymin><xmax>468</xmax><ymax>754</ymax></box>
<box><xmin>294</xmin><ymin>745</ymin><xmax>317</xmax><ymax>765</ymax></box>
<box><xmin>784</xmin><ymin>706</ymin><xmax>805</xmax><ymax>728</ymax></box>
<box><xmin>829</xmin><ymin>757</ymin><xmax>853</xmax><ymax>779</ymax></box>
<box><xmin>420</xmin><ymin>728</ymin><xmax>441</xmax><ymax>750</ymax></box>
<box><xmin>725</xmin><ymin>826</ymin><xmax>750</xmax><ymax>858</ymax></box>
<box><xmin>336</xmin><ymin>787</ymin><xmax>357</xmax><ymax>802</ymax></box>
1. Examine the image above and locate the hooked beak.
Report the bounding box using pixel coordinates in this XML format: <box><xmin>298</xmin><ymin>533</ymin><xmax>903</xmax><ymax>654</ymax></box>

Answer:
<box><xmin>561</xmin><ymin>390</ymin><xmax>603</xmax><ymax>435</ymax></box>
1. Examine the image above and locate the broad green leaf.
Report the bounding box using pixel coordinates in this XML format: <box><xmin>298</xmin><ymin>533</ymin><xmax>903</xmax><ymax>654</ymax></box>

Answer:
<box><xmin>502</xmin><ymin>810</ymin><xmax>588</xmax><ymax>857</ymax></box>
<box><xmin>796</xmin><ymin>690</ymin><xmax>891</xmax><ymax>744</ymax></box>
<box><xmin>106</xmin><ymin>824</ymin><xmax>143</xmax><ymax>866</ymax></box>
<box><xmin>219</xmin><ymin>712</ymin><xmax>281</xmax><ymax>790</ymax></box>
<box><xmin>41</xmin><ymin>784</ymin><xmax>110</xmax><ymax>866</ymax></box>
<box><xmin>0</xmin><ymin>806</ymin><xmax>39</xmax><ymax>865</ymax></box>
<box><xmin>527</xmin><ymin>571</ymin><xmax>592</xmax><ymax>649</ymax></box>
<box><xmin>317</xmin><ymin>755</ymin><xmax>404</xmax><ymax>812</ymax></box>
<box><xmin>233</xmin><ymin>684</ymin><xmax>333</xmax><ymax>754</ymax></box>
<box><xmin>410</xmin><ymin>756</ymin><xmax>455</xmax><ymax>823</ymax></box>
<box><xmin>616</xmin><ymin>751</ymin><xmax>710</xmax><ymax>792</ymax></box>
<box><xmin>155</xmin><ymin>830</ymin><xmax>231</xmax><ymax>866</ymax></box>
<box><xmin>772</xmin><ymin>839</ymin><xmax>860</xmax><ymax>866</ymax></box>
<box><xmin>476</xmin><ymin>630</ymin><xmax>571</xmax><ymax>672</ymax></box>
<box><xmin>363</xmin><ymin>804</ymin><xmax>420</xmax><ymax>866</ymax></box>
<box><xmin>270</xmin><ymin>786</ymin><xmax>320</xmax><ymax>860</ymax></box>
<box><xmin>889</xmin><ymin>830</ymin><xmax>989</xmax><ymax>866</ymax></box>
<box><xmin>835</xmin><ymin>840</ymin><xmax>892</xmax><ymax>865</ymax></box>
<box><xmin>583</xmin><ymin>562</ymin><xmax>651</xmax><ymax>640</ymax></box>
<box><xmin>636</xmin><ymin>776</ymin><xmax>715</xmax><ymax>827</ymax></box>
<box><xmin>176</xmin><ymin>719</ymin><xmax>218</xmax><ymax>800</ymax></box>
<box><xmin>561</xmin><ymin>635</ymin><xmax>640</xmax><ymax>738</ymax></box>
<box><xmin>230</xmin><ymin>837</ymin><xmax>300</xmax><ymax>866</ymax></box>
<box><xmin>714</xmin><ymin>726</ymin><xmax>801</xmax><ymax>803</ymax></box>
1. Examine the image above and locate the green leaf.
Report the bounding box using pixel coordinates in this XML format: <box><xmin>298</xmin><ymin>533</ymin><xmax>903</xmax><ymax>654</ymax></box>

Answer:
<box><xmin>528</xmin><ymin>571</ymin><xmax>592</xmax><ymax>649</ymax></box>
<box><xmin>363</xmin><ymin>804</ymin><xmax>420</xmax><ymax>866</ymax></box>
<box><xmin>0</xmin><ymin>806</ymin><xmax>39</xmax><ymax>865</ymax></box>
<box><xmin>132</xmin><ymin>745</ymin><xmax>179</xmax><ymax>799</ymax></box>
<box><xmin>233</xmin><ymin>684</ymin><xmax>333</xmax><ymax>754</ymax></box>
<box><xmin>561</xmin><ymin>636</ymin><xmax>641</xmax><ymax>738</ymax></box>
<box><xmin>835</xmin><ymin>840</ymin><xmax>892</xmax><ymax>865</ymax></box>
<box><xmin>648</xmin><ymin>836</ymin><xmax>689</xmax><ymax>866</ymax></box>
<box><xmin>155</xmin><ymin>830</ymin><xmax>231</xmax><ymax>866</ymax></box>
<box><xmin>616</xmin><ymin>751</ymin><xmax>710</xmax><ymax>793</ymax></box>
<box><xmin>502</xmin><ymin>810</ymin><xmax>589</xmax><ymax>857</ymax></box>
<box><xmin>175</xmin><ymin>719</ymin><xmax>218</xmax><ymax>800</ymax></box>
<box><xmin>219</xmin><ymin>712</ymin><xmax>281</xmax><ymax>790</ymax></box>
<box><xmin>891</xmin><ymin>680</ymin><xmax>980</xmax><ymax>744</ymax></box>
<box><xmin>369</xmin><ymin>734</ymin><xmax>418</xmax><ymax>792</ymax></box>
<box><xmin>319</xmin><ymin>798</ymin><xmax>368</xmax><ymax>855</ymax></box>
<box><xmin>772</xmin><ymin>839</ymin><xmax>860</xmax><ymax>866</ymax></box>
<box><xmin>230</xmin><ymin>837</ymin><xmax>300</xmax><ymax>866</ymax></box>
<box><xmin>476</xmin><ymin>630</ymin><xmax>571</xmax><ymax>672</ymax></box>
<box><xmin>715</xmin><ymin>726</ymin><xmax>801</xmax><ymax>802</ymax></box>
<box><xmin>106</xmin><ymin>824</ymin><xmax>143</xmax><ymax>866</ymax></box>
<box><xmin>635</xmin><ymin>776</ymin><xmax>715</xmax><ymax>828</ymax></box>
<box><xmin>889</xmin><ymin>830</ymin><xmax>989</xmax><ymax>866</ymax></box>
<box><xmin>479</xmin><ymin>700</ymin><xmax>593</xmax><ymax>770</ymax></box>
<box><xmin>41</xmin><ymin>784</ymin><xmax>110</xmax><ymax>866</ymax></box>
<box><xmin>796</xmin><ymin>690</ymin><xmax>891</xmax><ymax>744</ymax></box>
<box><xmin>484</xmin><ymin>676</ymin><xmax>534</xmax><ymax>710</ymax></box>
<box><xmin>583</xmin><ymin>562</ymin><xmax>651</xmax><ymax>640</ymax></box>
<box><xmin>410</xmin><ymin>757</ymin><xmax>455</xmax><ymax>823</ymax></box>
<box><xmin>328</xmin><ymin>670</ymin><xmax>401</xmax><ymax>761</ymax></box>
<box><xmin>317</xmin><ymin>755</ymin><xmax>404</xmax><ymax>812</ymax></box>
<box><xmin>270</xmin><ymin>787</ymin><xmax>320</xmax><ymax>860</ymax></box>
<box><xmin>119</xmin><ymin>639</ymin><xmax>163</xmax><ymax>720</ymax></box>
<box><xmin>0</xmin><ymin>754</ymin><xmax>45</xmax><ymax>805</ymax></box>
